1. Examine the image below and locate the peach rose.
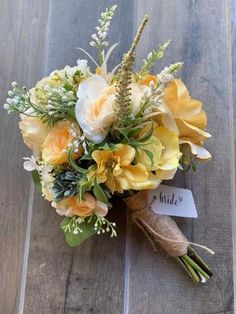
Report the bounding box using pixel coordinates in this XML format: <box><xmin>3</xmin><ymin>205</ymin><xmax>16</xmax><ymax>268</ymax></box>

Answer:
<box><xmin>19</xmin><ymin>116</ymin><xmax>48</xmax><ymax>156</ymax></box>
<box><xmin>53</xmin><ymin>193</ymin><xmax>108</xmax><ymax>217</ymax></box>
<box><xmin>42</xmin><ymin>120</ymin><xmax>81</xmax><ymax>165</ymax></box>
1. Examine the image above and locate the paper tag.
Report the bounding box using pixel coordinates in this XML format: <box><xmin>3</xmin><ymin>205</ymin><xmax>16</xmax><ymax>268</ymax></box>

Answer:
<box><xmin>148</xmin><ymin>184</ymin><xmax>198</xmax><ymax>218</ymax></box>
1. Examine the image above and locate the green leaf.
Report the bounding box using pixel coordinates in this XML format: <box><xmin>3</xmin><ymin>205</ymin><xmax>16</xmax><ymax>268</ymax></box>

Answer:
<box><xmin>32</xmin><ymin>170</ymin><xmax>42</xmax><ymax>193</ymax></box>
<box><xmin>60</xmin><ymin>216</ymin><xmax>97</xmax><ymax>247</ymax></box>
<box><xmin>143</xmin><ymin>149</ymin><xmax>154</xmax><ymax>167</ymax></box>
<box><xmin>78</xmin><ymin>179</ymin><xmax>93</xmax><ymax>202</ymax></box>
<box><xmin>114</xmin><ymin>127</ymin><xmax>130</xmax><ymax>142</ymax></box>
<box><xmin>68</xmin><ymin>148</ymin><xmax>87</xmax><ymax>174</ymax></box>
<box><xmin>138</xmin><ymin>123</ymin><xmax>154</xmax><ymax>143</ymax></box>
<box><xmin>93</xmin><ymin>178</ymin><xmax>108</xmax><ymax>205</ymax></box>
<box><xmin>127</xmin><ymin>125</ymin><xmax>144</xmax><ymax>138</ymax></box>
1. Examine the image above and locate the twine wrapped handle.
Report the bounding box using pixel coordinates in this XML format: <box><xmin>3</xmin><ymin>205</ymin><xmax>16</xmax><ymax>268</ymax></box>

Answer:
<box><xmin>125</xmin><ymin>190</ymin><xmax>188</xmax><ymax>257</ymax></box>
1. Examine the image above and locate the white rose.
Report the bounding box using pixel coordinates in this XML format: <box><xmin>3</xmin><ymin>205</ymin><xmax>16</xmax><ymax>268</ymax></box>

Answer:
<box><xmin>75</xmin><ymin>75</ymin><xmax>116</xmax><ymax>143</ymax></box>
<box><xmin>75</xmin><ymin>75</ymin><xmax>149</xmax><ymax>143</ymax></box>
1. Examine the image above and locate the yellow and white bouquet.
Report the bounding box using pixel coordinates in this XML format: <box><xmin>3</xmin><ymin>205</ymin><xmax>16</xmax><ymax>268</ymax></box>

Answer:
<box><xmin>4</xmin><ymin>6</ymin><xmax>213</xmax><ymax>283</ymax></box>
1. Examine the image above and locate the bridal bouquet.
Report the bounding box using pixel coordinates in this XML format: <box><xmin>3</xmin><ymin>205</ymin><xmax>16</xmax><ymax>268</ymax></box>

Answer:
<box><xmin>4</xmin><ymin>6</ymin><xmax>213</xmax><ymax>283</ymax></box>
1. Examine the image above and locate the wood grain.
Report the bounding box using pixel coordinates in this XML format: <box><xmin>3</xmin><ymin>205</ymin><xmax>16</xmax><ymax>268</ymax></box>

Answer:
<box><xmin>0</xmin><ymin>1</ymin><xmax>49</xmax><ymax>313</ymax></box>
<box><xmin>127</xmin><ymin>1</ymin><xmax>234</xmax><ymax>313</ymax></box>
<box><xmin>230</xmin><ymin>0</ymin><xmax>236</xmax><ymax>311</ymax></box>
<box><xmin>23</xmin><ymin>1</ymin><xmax>133</xmax><ymax>313</ymax></box>
<box><xmin>0</xmin><ymin>0</ymin><xmax>235</xmax><ymax>313</ymax></box>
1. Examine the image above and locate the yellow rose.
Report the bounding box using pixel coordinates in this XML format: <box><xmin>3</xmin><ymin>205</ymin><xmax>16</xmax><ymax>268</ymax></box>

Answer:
<box><xmin>19</xmin><ymin>116</ymin><xmax>48</xmax><ymax>156</ymax></box>
<box><xmin>52</xmin><ymin>193</ymin><xmax>108</xmax><ymax>217</ymax></box>
<box><xmin>136</xmin><ymin>126</ymin><xmax>181</xmax><ymax>181</ymax></box>
<box><xmin>75</xmin><ymin>75</ymin><xmax>149</xmax><ymax>143</ymax></box>
<box><xmin>89</xmin><ymin>144</ymin><xmax>157</xmax><ymax>193</ymax></box>
<box><xmin>42</xmin><ymin>120</ymin><xmax>81</xmax><ymax>165</ymax></box>
<box><xmin>156</xmin><ymin>79</ymin><xmax>211</xmax><ymax>159</ymax></box>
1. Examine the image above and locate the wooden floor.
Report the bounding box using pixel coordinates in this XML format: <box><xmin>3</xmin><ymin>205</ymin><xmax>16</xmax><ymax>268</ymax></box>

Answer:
<box><xmin>0</xmin><ymin>0</ymin><xmax>235</xmax><ymax>313</ymax></box>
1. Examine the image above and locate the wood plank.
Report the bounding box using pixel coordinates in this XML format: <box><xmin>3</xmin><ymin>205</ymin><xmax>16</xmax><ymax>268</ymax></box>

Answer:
<box><xmin>0</xmin><ymin>1</ymin><xmax>49</xmax><ymax>313</ymax></box>
<box><xmin>230</xmin><ymin>0</ymin><xmax>236</xmax><ymax>311</ymax></box>
<box><xmin>23</xmin><ymin>1</ymin><xmax>134</xmax><ymax>313</ymax></box>
<box><xmin>127</xmin><ymin>1</ymin><xmax>234</xmax><ymax>313</ymax></box>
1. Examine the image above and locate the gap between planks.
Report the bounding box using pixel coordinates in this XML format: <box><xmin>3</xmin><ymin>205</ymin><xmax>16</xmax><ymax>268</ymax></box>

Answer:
<box><xmin>18</xmin><ymin>181</ymin><xmax>34</xmax><ymax>314</ymax></box>
<box><xmin>17</xmin><ymin>1</ymin><xmax>53</xmax><ymax>312</ymax></box>
<box><xmin>225</xmin><ymin>0</ymin><xmax>236</xmax><ymax>312</ymax></box>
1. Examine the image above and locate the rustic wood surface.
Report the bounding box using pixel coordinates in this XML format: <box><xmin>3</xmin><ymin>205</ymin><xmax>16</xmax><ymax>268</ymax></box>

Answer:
<box><xmin>0</xmin><ymin>1</ymin><xmax>49</xmax><ymax>313</ymax></box>
<box><xmin>0</xmin><ymin>0</ymin><xmax>235</xmax><ymax>313</ymax></box>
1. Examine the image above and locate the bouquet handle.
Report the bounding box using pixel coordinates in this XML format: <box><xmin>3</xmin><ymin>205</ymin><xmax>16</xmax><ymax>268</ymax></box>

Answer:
<box><xmin>125</xmin><ymin>190</ymin><xmax>213</xmax><ymax>282</ymax></box>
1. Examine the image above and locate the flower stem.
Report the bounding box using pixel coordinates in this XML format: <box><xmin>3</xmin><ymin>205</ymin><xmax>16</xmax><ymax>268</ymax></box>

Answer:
<box><xmin>178</xmin><ymin>245</ymin><xmax>212</xmax><ymax>283</ymax></box>
<box><xmin>179</xmin><ymin>256</ymin><xmax>200</xmax><ymax>282</ymax></box>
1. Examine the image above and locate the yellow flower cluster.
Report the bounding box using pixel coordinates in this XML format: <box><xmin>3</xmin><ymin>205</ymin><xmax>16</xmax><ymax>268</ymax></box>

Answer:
<box><xmin>88</xmin><ymin>126</ymin><xmax>181</xmax><ymax>193</ymax></box>
<box><xmin>157</xmin><ymin>79</ymin><xmax>211</xmax><ymax>160</ymax></box>
<box><xmin>18</xmin><ymin>68</ymin><xmax>211</xmax><ymax>216</ymax></box>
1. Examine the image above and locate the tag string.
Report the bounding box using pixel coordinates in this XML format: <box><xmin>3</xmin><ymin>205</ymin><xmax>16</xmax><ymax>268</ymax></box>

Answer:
<box><xmin>134</xmin><ymin>215</ymin><xmax>215</xmax><ymax>255</ymax></box>
<box><xmin>130</xmin><ymin>196</ymin><xmax>215</xmax><ymax>256</ymax></box>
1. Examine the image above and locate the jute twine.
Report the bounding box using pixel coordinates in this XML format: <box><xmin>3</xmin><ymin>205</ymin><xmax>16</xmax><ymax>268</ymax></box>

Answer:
<box><xmin>125</xmin><ymin>190</ymin><xmax>188</xmax><ymax>257</ymax></box>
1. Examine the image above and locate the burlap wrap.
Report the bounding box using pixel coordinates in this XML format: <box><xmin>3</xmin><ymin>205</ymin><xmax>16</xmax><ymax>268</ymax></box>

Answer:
<box><xmin>125</xmin><ymin>190</ymin><xmax>188</xmax><ymax>257</ymax></box>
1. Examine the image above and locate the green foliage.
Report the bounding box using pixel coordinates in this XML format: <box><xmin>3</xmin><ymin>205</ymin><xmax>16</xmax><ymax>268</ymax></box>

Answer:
<box><xmin>5</xmin><ymin>82</ymin><xmax>77</xmax><ymax>126</ymax></box>
<box><xmin>52</xmin><ymin>171</ymin><xmax>80</xmax><ymax>202</ymax></box>
<box><xmin>89</xmin><ymin>5</ymin><xmax>117</xmax><ymax>65</ymax></box>
<box><xmin>72</xmin><ymin>70</ymin><xmax>85</xmax><ymax>86</ymax></box>
<box><xmin>93</xmin><ymin>178</ymin><xmax>108</xmax><ymax>205</ymax></box>
<box><xmin>142</xmin><ymin>149</ymin><xmax>154</xmax><ymax>167</ymax></box>
<box><xmin>60</xmin><ymin>214</ymin><xmax>117</xmax><ymax>247</ymax></box>
<box><xmin>60</xmin><ymin>215</ymin><xmax>97</xmax><ymax>247</ymax></box>
<box><xmin>77</xmin><ymin>177</ymin><xmax>93</xmax><ymax>202</ymax></box>
<box><xmin>114</xmin><ymin>120</ymin><xmax>154</xmax><ymax>145</ymax></box>
<box><xmin>68</xmin><ymin>148</ymin><xmax>87</xmax><ymax>174</ymax></box>
<box><xmin>168</xmin><ymin>62</ymin><xmax>184</xmax><ymax>74</ymax></box>
<box><xmin>137</xmin><ymin>40</ymin><xmax>171</xmax><ymax>78</ymax></box>
<box><xmin>180</xmin><ymin>154</ymin><xmax>198</xmax><ymax>172</ymax></box>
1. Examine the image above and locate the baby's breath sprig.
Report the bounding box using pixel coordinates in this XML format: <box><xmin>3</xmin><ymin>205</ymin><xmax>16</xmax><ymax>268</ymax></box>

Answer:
<box><xmin>90</xmin><ymin>5</ymin><xmax>117</xmax><ymax>66</ymax></box>
<box><xmin>62</xmin><ymin>214</ymin><xmax>117</xmax><ymax>238</ymax></box>
<box><xmin>4</xmin><ymin>82</ymin><xmax>77</xmax><ymax>126</ymax></box>
<box><xmin>91</xmin><ymin>215</ymin><xmax>117</xmax><ymax>237</ymax></box>
<box><xmin>63</xmin><ymin>215</ymin><xmax>86</xmax><ymax>235</ymax></box>
<box><xmin>136</xmin><ymin>40</ymin><xmax>171</xmax><ymax>79</ymax></box>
